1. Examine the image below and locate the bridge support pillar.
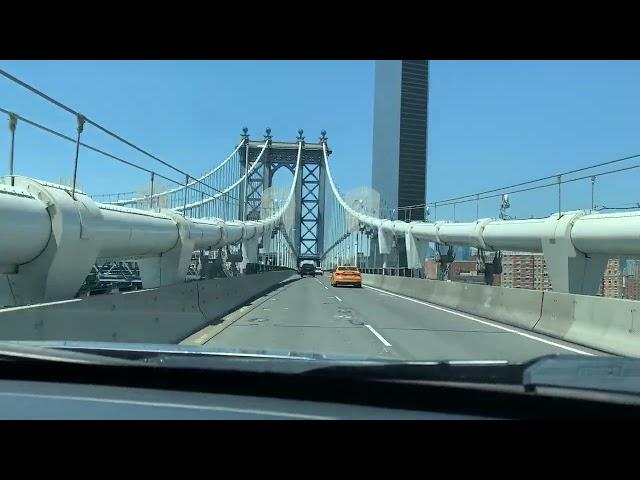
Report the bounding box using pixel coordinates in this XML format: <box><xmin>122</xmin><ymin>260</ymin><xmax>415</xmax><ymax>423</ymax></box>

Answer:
<box><xmin>261</xmin><ymin>225</ymin><xmax>274</xmax><ymax>257</ymax></box>
<box><xmin>541</xmin><ymin>211</ymin><xmax>609</xmax><ymax>295</ymax></box>
<box><xmin>405</xmin><ymin>228</ymin><xmax>429</xmax><ymax>270</ymax></box>
<box><xmin>238</xmin><ymin>235</ymin><xmax>259</xmax><ymax>273</ymax></box>
<box><xmin>377</xmin><ymin>224</ymin><xmax>394</xmax><ymax>255</ymax></box>
<box><xmin>138</xmin><ymin>211</ymin><xmax>196</xmax><ymax>288</ymax></box>
<box><xmin>3</xmin><ymin>178</ymin><xmax>103</xmax><ymax>306</ymax></box>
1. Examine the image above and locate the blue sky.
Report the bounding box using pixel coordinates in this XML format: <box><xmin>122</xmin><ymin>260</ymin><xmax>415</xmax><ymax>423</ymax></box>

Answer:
<box><xmin>1</xmin><ymin>60</ymin><xmax>640</xmax><ymax>221</ymax></box>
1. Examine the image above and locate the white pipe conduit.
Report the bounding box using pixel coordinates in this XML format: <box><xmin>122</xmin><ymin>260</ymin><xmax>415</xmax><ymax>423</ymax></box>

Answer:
<box><xmin>0</xmin><ymin>147</ymin><xmax>301</xmax><ymax>304</ymax></box>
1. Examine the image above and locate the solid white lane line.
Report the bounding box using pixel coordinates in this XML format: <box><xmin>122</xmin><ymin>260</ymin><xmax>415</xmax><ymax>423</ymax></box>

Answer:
<box><xmin>363</xmin><ymin>285</ymin><xmax>594</xmax><ymax>356</ymax></box>
<box><xmin>448</xmin><ymin>360</ymin><xmax>509</xmax><ymax>365</ymax></box>
<box><xmin>0</xmin><ymin>298</ymin><xmax>82</xmax><ymax>312</ymax></box>
<box><xmin>365</xmin><ymin>324</ymin><xmax>392</xmax><ymax>347</ymax></box>
<box><xmin>335</xmin><ymin>296</ymin><xmax>342</xmax><ymax>302</ymax></box>
<box><xmin>122</xmin><ymin>288</ymin><xmax>156</xmax><ymax>295</ymax></box>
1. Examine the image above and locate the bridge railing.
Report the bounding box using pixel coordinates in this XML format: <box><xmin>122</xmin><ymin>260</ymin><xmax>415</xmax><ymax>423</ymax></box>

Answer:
<box><xmin>99</xmin><ymin>141</ymin><xmax>245</xmax><ymax>217</ymax></box>
<box><xmin>0</xmin><ymin>136</ymin><xmax>303</xmax><ymax>306</ymax></box>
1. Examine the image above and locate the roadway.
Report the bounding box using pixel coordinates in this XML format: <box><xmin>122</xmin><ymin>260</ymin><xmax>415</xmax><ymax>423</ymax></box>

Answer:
<box><xmin>182</xmin><ymin>274</ymin><xmax>604</xmax><ymax>362</ymax></box>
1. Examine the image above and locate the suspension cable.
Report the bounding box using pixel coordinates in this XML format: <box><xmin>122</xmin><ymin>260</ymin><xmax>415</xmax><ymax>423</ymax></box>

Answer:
<box><xmin>431</xmin><ymin>162</ymin><xmax>640</xmax><ymax>208</ymax></box>
<box><xmin>0</xmin><ymin>68</ymin><xmax>232</xmax><ymax>198</ymax></box>
<box><xmin>0</xmin><ymin>107</ymin><xmax>208</xmax><ymax>194</ymax></box>
<box><xmin>398</xmin><ymin>152</ymin><xmax>640</xmax><ymax>210</ymax></box>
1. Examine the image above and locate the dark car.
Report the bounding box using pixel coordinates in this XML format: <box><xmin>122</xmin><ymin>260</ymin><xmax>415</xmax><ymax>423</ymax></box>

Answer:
<box><xmin>299</xmin><ymin>263</ymin><xmax>316</xmax><ymax>278</ymax></box>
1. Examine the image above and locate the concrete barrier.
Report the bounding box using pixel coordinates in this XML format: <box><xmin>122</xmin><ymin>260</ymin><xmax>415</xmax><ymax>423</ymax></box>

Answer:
<box><xmin>363</xmin><ymin>274</ymin><xmax>640</xmax><ymax>356</ymax></box>
<box><xmin>536</xmin><ymin>291</ymin><xmax>640</xmax><ymax>356</ymax></box>
<box><xmin>534</xmin><ymin>291</ymin><xmax>576</xmax><ymax>339</ymax></box>
<box><xmin>0</xmin><ymin>271</ymin><xmax>294</xmax><ymax>344</ymax></box>
<box><xmin>425</xmin><ymin>280</ymin><xmax>465</xmax><ymax>311</ymax></box>
<box><xmin>363</xmin><ymin>275</ymin><xmax>467</xmax><ymax>311</ymax></box>
<box><xmin>458</xmin><ymin>282</ymin><xmax>544</xmax><ymax>330</ymax></box>
<box><xmin>362</xmin><ymin>274</ymin><xmax>543</xmax><ymax>330</ymax></box>
<box><xmin>197</xmin><ymin>271</ymin><xmax>294</xmax><ymax>324</ymax></box>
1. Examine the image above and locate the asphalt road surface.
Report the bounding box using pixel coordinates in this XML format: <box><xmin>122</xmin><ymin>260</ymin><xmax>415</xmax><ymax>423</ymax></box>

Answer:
<box><xmin>183</xmin><ymin>275</ymin><xmax>603</xmax><ymax>362</ymax></box>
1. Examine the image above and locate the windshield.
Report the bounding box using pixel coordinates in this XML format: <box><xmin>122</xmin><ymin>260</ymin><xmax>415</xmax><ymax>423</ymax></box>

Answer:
<box><xmin>1</xmin><ymin>60</ymin><xmax>638</xmax><ymax>399</ymax></box>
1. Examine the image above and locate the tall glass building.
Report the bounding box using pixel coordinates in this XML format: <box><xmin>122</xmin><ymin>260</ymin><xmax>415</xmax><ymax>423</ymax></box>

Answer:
<box><xmin>371</xmin><ymin>60</ymin><xmax>429</xmax><ymax>221</ymax></box>
<box><xmin>370</xmin><ymin>60</ymin><xmax>429</xmax><ymax>267</ymax></box>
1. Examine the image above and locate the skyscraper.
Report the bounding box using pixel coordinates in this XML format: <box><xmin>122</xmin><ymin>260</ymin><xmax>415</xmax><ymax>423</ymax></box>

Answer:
<box><xmin>371</xmin><ymin>60</ymin><xmax>429</xmax><ymax>267</ymax></box>
<box><xmin>371</xmin><ymin>60</ymin><xmax>429</xmax><ymax>221</ymax></box>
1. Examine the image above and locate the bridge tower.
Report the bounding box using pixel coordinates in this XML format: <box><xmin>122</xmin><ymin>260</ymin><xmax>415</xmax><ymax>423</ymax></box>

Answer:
<box><xmin>238</xmin><ymin>128</ymin><xmax>330</xmax><ymax>265</ymax></box>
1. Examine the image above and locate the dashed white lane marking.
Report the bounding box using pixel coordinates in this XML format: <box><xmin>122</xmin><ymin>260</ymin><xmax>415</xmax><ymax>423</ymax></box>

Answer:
<box><xmin>363</xmin><ymin>285</ymin><xmax>593</xmax><ymax>356</ymax></box>
<box><xmin>334</xmin><ymin>296</ymin><xmax>342</xmax><ymax>302</ymax></box>
<box><xmin>365</xmin><ymin>324</ymin><xmax>392</xmax><ymax>347</ymax></box>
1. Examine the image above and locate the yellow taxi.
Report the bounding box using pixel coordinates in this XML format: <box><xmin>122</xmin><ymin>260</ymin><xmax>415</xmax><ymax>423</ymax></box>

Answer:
<box><xmin>330</xmin><ymin>265</ymin><xmax>362</xmax><ymax>288</ymax></box>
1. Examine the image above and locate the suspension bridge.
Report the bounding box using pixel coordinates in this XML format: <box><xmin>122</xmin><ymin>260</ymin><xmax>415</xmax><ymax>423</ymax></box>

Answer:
<box><xmin>2</xmin><ymin>68</ymin><xmax>640</xmax><ymax>360</ymax></box>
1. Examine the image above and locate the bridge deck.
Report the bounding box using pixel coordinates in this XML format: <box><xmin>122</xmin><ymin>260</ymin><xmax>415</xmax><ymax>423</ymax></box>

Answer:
<box><xmin>184</xmin><ymin>275</ymin><xmax>602</xmax><ymax>361</ymax></box>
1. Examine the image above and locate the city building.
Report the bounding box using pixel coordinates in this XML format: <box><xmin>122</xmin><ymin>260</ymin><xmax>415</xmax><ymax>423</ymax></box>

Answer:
<box><xmin>500</xmin><ymin>251</ymin><xmax>551</xmax><ymax>291</ymax></box>
<box><xmin>371</xmin><ymin>60</ymin><xmax>428</xmax><ymax>221</ymax></box>
<box><xmin>371</xmin><ymin>60</ymin><xmax>428</xmax><ymax>268</ymax></box>
<box><xmin>424</xmin><ymin>251</ymin><xmax>638</xmax><ymax>300</ymax></box>
<box><xmin>425</xmin><ymin>259</ymin><xmax>438</xmax><ymax>280</ymax></box>
<box><xmin>424</xmin><ymin>258</ymin><xmax>498</xmax><ymax>285</ymax></box>
<box><xmin>599</xmin><ymin>258</ymin><xmax>624</xmax><ymax>298</ymax></box>
<box><xmin>624</xmin><ymin>259</ymin><xmax>640</xmax><ymax>277</ymax></box>
<box><xmin>449</xmin><ymin>260</ymin><xmax>484</xmax><ymax>284</ymax></box>
<box><xmin>624</xmin><ymin>276</ymin><xmax>640</xmax><ymax>300</ymax></box>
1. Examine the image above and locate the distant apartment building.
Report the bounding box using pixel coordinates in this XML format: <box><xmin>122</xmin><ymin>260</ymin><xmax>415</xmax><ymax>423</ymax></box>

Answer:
<box><xmin>424</xmin><ymin>251</ymin><xmax>638</xmax><ymax>299</ymax></box>
<box><xmin>598</xmin><ymin>258</ymin><xmax>624</xmax><ymax>298</ymax></box>
<box><xmin>624</xmin><ymin>259</ymin><xmax>640</xmax><ymax>277</ymax></box>
<box><xmin>424</xmin><ymin>259</ymin><xmax>438</xmax><ymax>280</ymax></box>
<box><xmin>449</xmin><ymin>261</ymin><xmax>476</xmax><ymax>279</ymax></box>
<box><xmin>624</xmin><ymin>276</ymin><xmax>640</xmax><ymax>300</ymax></box>
<box><xmin>424</xmin><ymin>258</ymin><xmax>496</xmax><ymax>285</ymax></box>
<box><xmin>449</xmin><ymin>260</ymin><xmax>484</xmax><ymax>284</ymax></box>
<box><xmin>500</xmin><ymin>251</ymin><xmax>551</xmax><ymax>291</ymax></box>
